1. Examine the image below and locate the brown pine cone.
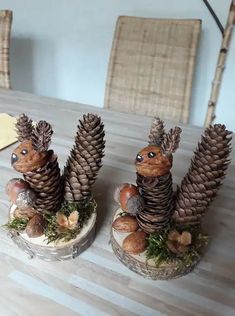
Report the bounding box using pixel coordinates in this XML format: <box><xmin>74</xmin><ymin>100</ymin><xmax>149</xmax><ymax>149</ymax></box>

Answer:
<box><xmin>32</xmin><ymin>121</ymin><xmax>53</xmax><ymax>151</ymax></box>
<box><xmin>173</xmin><ymin>124</ymin><xmax>232</xmax><ymax>225</ymax></box>
<box><xmin>24</xmin><ymin>152</ymin><xmax>63</xmax><ymax>213</ymax></box>
<box><xmin>64</xmin><ymin>113</ymin><xmax>105</xmax><ymax>202</ymax></box>
<box><xmin>148</xmin><ymin>117</ymin><xmax>165</xmax><ymax>146</ymax></box>
<box><xmin>136</xmin><ymin>172</ymin><xmax>174</xmax><ymax>233</ymax></box>
<box><xmin>15</xmin><ymin>113</ymin><xmax>33</xmax><ymax>142</ymax></box>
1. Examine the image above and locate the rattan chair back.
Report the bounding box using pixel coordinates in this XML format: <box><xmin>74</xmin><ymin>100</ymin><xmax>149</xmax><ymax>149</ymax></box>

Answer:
<box><xmin>105</xmin><ymin>16</ymin><xmax>201</xmax><ymax>123</ymax></box>
<box><xmin>0</xmin><ymin>10</ymin><xmax>12</xmax><ymax>89</ymax></box>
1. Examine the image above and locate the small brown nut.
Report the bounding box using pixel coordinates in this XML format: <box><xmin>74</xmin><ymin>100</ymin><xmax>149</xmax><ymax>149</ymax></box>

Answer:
<box><xmin>14</xmin><ymin>207</ymin><xmax>37</xmax><ymax>219</ymax></box>
<box><xmin>25</xmin><ymin>214</ymin><xmax>46</xmax><ymax>238</ymax></box>
<box><xmin>112</xmin><ymin>215</ymin><xmax>139</xmax><ymax>233</ymax></box>
<box><xmin>122</xmin><ymin>231</ymin><xmax>147</xmax><ymax>255</ymax></box>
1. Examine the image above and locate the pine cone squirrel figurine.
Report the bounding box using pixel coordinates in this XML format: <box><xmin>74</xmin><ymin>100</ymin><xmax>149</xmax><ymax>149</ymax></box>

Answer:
<box><xmin>7</xmin><ymin>113</ymin><xmax>105</xmax><ymax>239</ymax></box>
<box><xmin>112</xmin><ymin>116</ymin><xmax>232</xmax><ymax>256</ymax></box>
<box><xmin>11</xmin><ymin>116</ymin><xmax>63</xmax><ymax>214</ymax></box>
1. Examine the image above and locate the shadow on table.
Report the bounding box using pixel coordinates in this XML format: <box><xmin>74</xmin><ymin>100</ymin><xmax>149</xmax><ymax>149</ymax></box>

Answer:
<box><xmin>93</xmin><ymin>177</ymin><xmax>116</xmax><ymax>236</ymax></box>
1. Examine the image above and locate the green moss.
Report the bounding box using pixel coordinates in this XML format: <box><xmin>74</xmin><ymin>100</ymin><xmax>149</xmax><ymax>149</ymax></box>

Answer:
<box><xmin>4</xmin><ymin>217</ymin><xmax>29</xmax><ymax>231</ymax></box>
<box><xmin>146</xmin><ymin>224</ymin><xmax>208</xmax><ymax>268</ymax></box>
<box><xmin>117</xmin><ymin>210</ymin><xmax>128</xmax><ymax>217</ymax></box>
<box><xmin>4</xmin><ymin>197</ymin><xmax>97</xmax><ymax>244</ymax></box>
<box><xmin>43</xmin><ymin>197</ymin><xmax>97</xmax><ymax>244</ymax></box>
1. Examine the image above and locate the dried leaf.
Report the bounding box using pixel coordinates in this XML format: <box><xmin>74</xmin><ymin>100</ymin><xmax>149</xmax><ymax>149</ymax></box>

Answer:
<box><xmin>68</xmin><ymin>210</ymin><xmax>79</xmax><ymax>229</ymax></box>
<box><xmin>56</xmin><ymin>213</ymin><xmax>68</xmax><ymax>228</ymax></box>
<box><xmin>168</xmin><ymin>230</ymin><xmax>180</xmax><ymax>241</ymax></box>
<box><xmin>180</xmin><ymin>231</ymin><xmax>192</xmax><ymax>246</ymax></box>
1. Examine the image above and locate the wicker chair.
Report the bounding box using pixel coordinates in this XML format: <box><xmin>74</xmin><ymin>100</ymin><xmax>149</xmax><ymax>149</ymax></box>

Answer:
<box><xmin>105</xmin><ymin>16</ymin><xmax>201</xmax><ymax>123</ymax></box>
<box><xmin>0</xmin><ymin>10</ymin><xmax>12</xmax><ymax>89</ymax></box>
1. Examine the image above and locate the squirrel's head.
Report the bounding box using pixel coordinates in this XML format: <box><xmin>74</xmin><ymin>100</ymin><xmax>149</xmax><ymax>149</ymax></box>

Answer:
<box><xmin>135</xmin><ymin>145</ymin><xmax>172</xmax><ymax>177</ymax></box>
<box><xmin>12</xmin><ymin>115</ymin><xmax>53</xmax><ymax>174</ymax></box>
<box><xmin>135</xmin><ymin>124</ymin><xmax>182</xmax><ymax>177</ymax></box>
<box><xmin>11</xmin><ymin>140</ymin><xmax>48</xmax><ymax>173</ymax></box>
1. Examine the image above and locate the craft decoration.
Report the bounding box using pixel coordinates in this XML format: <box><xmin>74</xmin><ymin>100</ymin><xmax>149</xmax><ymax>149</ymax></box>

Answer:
<box><xmin>111</xmin><ymin>117</ymin><xmax>232</xmax><ymax>280</ymax></box>
<box><xmin>5</xmin><ymin>113</ymin><xmax>105</xmax><ymax>260</ymax></box>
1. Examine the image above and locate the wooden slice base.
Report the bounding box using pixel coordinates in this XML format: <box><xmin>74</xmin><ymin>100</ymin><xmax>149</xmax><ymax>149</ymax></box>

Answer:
<box><xmin>9</xmin><ymin>205</ymin><xmax>96</xmax><ymax>261</ymax></box>
<box><xmin>111</xmin><ymin>209</ymin><xmax>203</xmax><ymax>280</ymax></box>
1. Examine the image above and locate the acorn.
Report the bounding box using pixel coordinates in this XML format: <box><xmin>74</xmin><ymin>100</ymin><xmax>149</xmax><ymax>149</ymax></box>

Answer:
<box><xmin>122</xmin><ymin>231</ymin><xmax>147</xmax><ymax>255</ymax></box>
<box><xmin>112</xmin><ymin>215</ymin><xmax>139</xmax><ymax>233</ymax></box>
<box><xmin>6</xmin><ymin>178</ymin><xmax>30</xmax><ymax>203</ymax></box>
<box><xmin>114</xmin><ymin>183</ymin><xmax>144</xmax><ymax>215</ymax></box>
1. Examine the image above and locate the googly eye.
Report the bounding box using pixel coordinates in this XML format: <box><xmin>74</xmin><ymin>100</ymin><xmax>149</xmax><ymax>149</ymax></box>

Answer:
<box><xmin>21</xmin><ymin>149</ymin><xmax>28</xmax><ymax>155</ymax></box>
<box><xmin>136</xmin><ymin>154</ymin><xmax>143</xmax><ymax>162</ymax></box>
<box><xmin>148</xmin><ymin>152</ymin><xmax>156</xmax><ymax>158</ymax></box>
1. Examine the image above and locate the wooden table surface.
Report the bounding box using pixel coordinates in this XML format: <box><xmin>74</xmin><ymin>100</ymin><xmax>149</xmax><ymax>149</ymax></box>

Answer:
<box><xmin>0</xmin><ymin>89</ymin><xmax>234</xmax><ymax>316</ymax></box>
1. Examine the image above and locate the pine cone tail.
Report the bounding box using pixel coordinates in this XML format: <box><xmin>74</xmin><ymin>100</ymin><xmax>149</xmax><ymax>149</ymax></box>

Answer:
<box><xmin>64</xmin><ymin>113</ymin><xmax>105</xmax><ymax>202</ymax></box>
<box><xmin>136</xmin><ymin>172</ymin><xmax>174</xmax><ymax>233</ymax></box>
<box><xmin>173</xmin><ymin>124</ymin><xmax>232</xmax><ymax>225</ymax></box>
<box><xmin>24</xmin><ymin>152</ymin><xmax>63</xmax><ymax>213</ymax></box>
<box><xmin>15</xmin><ymin>113</ymin><xmax>33</xmax><ymax>142</ymax></box>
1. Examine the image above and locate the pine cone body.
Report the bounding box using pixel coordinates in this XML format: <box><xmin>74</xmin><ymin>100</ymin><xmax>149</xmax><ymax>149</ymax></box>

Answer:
<box><xmin>173</xmin><ymin>124</ymin><xmax>232</xmax><ymax>225</ymax></box>
<box><xmin>64</xmin><ymin>114</ymin><xmax>105</xmax><ymax>202</ymax></box>
<box><xmin>136</xmin><ymin>172</ymin><xmax>174</xmax><ymax>233</ymax></box>
<box><xmin>24</xmin><ymin>151</ymin><xmax>63</xmax><ymax>213</ymax></box>
<box><xmin>15</xmin><ymin>114</ymin><xmax>33</xmax><ymax>142</ymax></box>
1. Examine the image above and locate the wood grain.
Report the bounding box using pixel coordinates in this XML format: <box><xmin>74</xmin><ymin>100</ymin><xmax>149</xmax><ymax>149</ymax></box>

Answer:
<box><xmin>0</xmin><ymin>89</ymin><xmax>234</xmax><ymax>316</ymax></box>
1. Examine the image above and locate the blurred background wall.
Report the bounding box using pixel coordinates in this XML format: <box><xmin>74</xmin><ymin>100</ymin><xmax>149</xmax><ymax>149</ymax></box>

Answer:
<box><xmin>1</xmin><ymin>0</ymin><xmax>234</xmax><ymax>130</ymax></box>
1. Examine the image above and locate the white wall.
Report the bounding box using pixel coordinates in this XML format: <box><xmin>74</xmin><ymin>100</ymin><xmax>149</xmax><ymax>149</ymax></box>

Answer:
<box><xmin>1</xmin><ymin>0</ymin><xmax>234</xmax><ymax>130</ymax></box>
